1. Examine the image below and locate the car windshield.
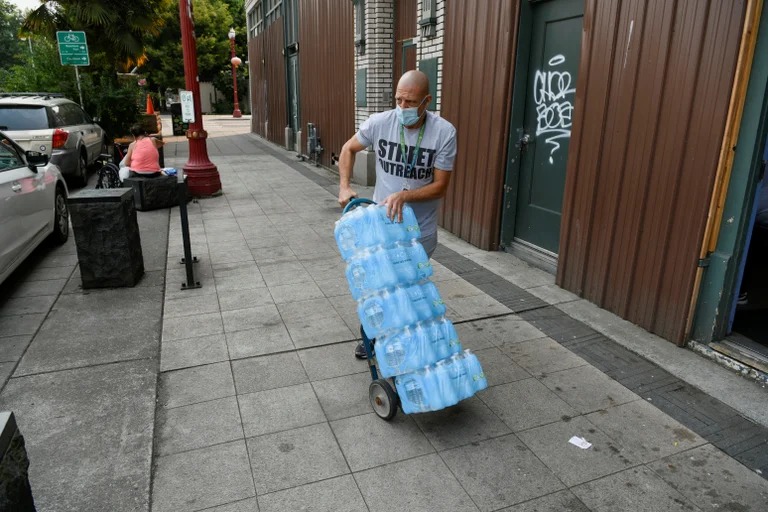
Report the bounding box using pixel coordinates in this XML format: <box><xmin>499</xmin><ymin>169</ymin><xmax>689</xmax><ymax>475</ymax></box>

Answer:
<box><xmin>0</xmin><ymin>106</ymin><xmax>49</xmax><ymax>130</ymax></box>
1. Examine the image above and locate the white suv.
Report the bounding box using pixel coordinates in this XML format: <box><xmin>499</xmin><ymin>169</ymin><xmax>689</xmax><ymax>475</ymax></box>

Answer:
<box><xmin>0</xmin><ymin>93</ymin><xmax>106</xmax><ymax>187</ymax></box>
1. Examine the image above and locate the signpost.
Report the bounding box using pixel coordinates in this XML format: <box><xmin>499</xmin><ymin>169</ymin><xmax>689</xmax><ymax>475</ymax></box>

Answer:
<box><xmin>56</xmin><ymin>31</ymin><xmax>89</xmax><ymax>107</ymax></box>
<box><xmin>180</xmin><ymin>91</ymin><xmax>195</xmax><ymax>123</ymax></box>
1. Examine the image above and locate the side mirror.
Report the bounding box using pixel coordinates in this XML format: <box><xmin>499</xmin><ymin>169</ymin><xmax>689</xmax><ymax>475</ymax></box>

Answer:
<box><xmin>26</xmin><ymin>151</ymin><xmax>49</xmax><ymax>169</ymax></box>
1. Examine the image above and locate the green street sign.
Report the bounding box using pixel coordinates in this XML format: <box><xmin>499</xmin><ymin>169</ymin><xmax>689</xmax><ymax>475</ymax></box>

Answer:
<box><xmin>56</xmin><ymin>31</ymin><xmax>90</xmax><ymax>66</ymax></box>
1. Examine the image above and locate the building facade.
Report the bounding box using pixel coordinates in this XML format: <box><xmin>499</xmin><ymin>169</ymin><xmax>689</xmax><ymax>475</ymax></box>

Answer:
<box><xmin>245</xmin><ymin>0</ymin><xmax>768</xmax><ymax>367</ymax></box>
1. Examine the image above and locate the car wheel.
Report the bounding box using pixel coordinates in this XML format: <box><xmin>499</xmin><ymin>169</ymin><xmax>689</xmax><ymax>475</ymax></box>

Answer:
<box><xmin>73</xmin><ymin>150</ymin><xmax>88</xmax><ymax>187</ymax></box>
<box><xmin>49</xmin><ymin>186</ymin><xmax>69</xmax><ymax>245</ymax></box>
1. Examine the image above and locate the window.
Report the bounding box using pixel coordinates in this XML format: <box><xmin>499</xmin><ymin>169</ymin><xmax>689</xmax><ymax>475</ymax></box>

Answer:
<box><xmin>419</xmin><ymin>0</ymin><xmax>437</xmax><ymax>39</ymax></box>
<box><xmin>354</xmin><ymin>0</ymin><xmax>365</xmax><ymax>55</ymax></box>
<box><xmin>0</xmin><ymin>137</ymin><xmax>23</xmax><ymax>172</ymax></box>
<box><xmin>0</xmin><ymin>106</ymin><xmax>49</xmax><ymax>131</ymax></box>
<box><xmin>248</xmin><ymin>0</ymin><xmax>281</xmax><ymax>37</ymax></box>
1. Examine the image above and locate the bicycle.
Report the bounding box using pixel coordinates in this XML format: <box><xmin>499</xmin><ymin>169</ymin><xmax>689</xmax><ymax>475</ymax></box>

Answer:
<box><xmin>94</xmin><ymin>143</ymin><xmax>127</xmax><ymax>189</ymax></box>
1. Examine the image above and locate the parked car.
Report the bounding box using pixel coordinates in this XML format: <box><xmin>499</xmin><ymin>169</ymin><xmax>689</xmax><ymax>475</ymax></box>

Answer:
<box><xmin>0</xmin><ymin>131</ymin><xmax>69</xmax><ymax>286</ymax></box>
<box><xmin>0</xmin><ymin>93</ymin><xmax>106</xmax><ymax>187</ymax></box>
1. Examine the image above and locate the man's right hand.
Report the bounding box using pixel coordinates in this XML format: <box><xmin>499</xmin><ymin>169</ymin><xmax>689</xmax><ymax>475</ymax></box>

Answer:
<box><xmin>338</xmin><ymin>187</ymin><xmax>358</xmax><ymax>208</ymax></box>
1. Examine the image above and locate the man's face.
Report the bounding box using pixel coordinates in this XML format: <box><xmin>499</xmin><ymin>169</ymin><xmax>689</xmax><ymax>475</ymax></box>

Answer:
<box><xmin>395</xmin><ymin>83</ymin><xmax>431</xmax><ymax>116</ymax></box>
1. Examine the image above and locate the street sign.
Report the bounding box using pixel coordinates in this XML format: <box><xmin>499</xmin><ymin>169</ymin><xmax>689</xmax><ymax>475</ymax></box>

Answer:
<box><xmin>56</xmin><ymin>31</ymin><xmax>90</xmax><ymax>66</ymax></box>
<box><xmin>180</xmin><ymin>91</ymin><xmax>195</xmax><ymax>123</ymax></box>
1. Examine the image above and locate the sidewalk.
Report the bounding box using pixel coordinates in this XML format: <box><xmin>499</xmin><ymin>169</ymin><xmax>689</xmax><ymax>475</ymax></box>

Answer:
<box><xmin>1</xmin><ymin>115</ymin><xmax>767</xmax><ymax>511</ymax></box>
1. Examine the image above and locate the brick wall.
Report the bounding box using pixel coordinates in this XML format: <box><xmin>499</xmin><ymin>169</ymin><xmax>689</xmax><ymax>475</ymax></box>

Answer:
<box><xmin>415</xmin><ymin>0</ymin><xmax>446</xmax><ymax>114</ymax></box>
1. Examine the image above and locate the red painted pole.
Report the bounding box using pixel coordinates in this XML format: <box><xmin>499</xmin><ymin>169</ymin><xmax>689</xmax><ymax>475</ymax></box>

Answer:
<box><xmin>179</xmin><ymin>0</ymin><xmax>221</xmax><ymax>197</ymax></box>
<box><xmin>229</xmin><ymin>35</ymin><xmax>242</xmax><ymax>118</ymax></box>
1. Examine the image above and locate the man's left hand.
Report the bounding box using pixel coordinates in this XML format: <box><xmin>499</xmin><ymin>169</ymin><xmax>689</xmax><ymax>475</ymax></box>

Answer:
<box><xmin>382</xmin><ymin>191</ymin><xmax>408</xmax><ymax>222</ymax></box>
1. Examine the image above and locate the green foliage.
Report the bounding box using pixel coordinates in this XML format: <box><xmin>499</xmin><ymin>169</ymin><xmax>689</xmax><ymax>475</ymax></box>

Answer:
<box><xmin>0</xmin><ymin>0</ymin><xmax>25</xmax><ymax>68</ymax></box>
<box><xmin>0</xmin><ymin>37</ymin><xmax>76</xmax><ymax>94</ymax></box>
<box><xmin>89</xmin><ymin>77</ymin><xmax>142</xmax><ymax>140</ymax></box>
<box><xmin>211</xmin><ymin>66</ymin><xmax>249</xmax><ymax>114</ymax></box>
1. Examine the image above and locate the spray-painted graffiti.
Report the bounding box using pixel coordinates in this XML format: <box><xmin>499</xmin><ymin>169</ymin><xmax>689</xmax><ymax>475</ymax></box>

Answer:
<box><xmin>534</xmin><ymin>55</ymin><xmax>575</xmax><ymax>164</ymax></box>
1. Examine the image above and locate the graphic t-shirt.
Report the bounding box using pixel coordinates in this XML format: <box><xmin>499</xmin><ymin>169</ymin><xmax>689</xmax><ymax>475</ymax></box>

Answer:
<box><xmin>356</xmin><ymin>110</ymin><xmax>457</xmax><ymax>237</ymax></box>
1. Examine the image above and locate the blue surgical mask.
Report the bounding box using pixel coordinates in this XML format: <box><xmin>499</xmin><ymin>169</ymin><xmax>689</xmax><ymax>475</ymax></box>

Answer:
<box><xmin>396</xmin><ymin>97</ymin><xmax>428</xmax><ymax>126</ymax></box>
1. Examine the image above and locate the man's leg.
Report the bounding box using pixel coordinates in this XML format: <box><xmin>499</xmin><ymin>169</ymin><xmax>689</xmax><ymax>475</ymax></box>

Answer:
<box><xmin>355</xmin><ymin>232</ymin><xmax>438</xmax><ymax>359</ymax></box>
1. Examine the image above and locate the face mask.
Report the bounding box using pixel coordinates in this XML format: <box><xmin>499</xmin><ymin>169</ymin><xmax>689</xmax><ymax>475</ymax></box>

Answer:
<box><xmin>396</xmin><ymin>97</ymin><xmax>428</xmax><ymax>126</ymax></box>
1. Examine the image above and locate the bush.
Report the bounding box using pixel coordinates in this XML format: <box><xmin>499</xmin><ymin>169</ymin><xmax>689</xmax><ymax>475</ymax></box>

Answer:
<box><xmin>92</xmin><ymin>77</ymin><xmax>142</xmax><ymax>140</ymax></box>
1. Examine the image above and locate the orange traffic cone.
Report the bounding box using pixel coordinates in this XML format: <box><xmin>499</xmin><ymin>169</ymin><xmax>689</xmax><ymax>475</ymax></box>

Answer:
<box><xmin>145</xmin><ymin>94</ymin><xmax>155</xmax><ymax>114</ymax></box>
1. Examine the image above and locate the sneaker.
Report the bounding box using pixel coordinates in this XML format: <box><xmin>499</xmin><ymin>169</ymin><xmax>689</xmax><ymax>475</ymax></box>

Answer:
<box><xmin>354</xmin><ymin>341</ymin><xmax>368</xmax><ymax>359</ymax></box>
<box><xmin>737</xmin><ymin>291</ymin><xmax>748</xmax><ymax>307</ymax></box>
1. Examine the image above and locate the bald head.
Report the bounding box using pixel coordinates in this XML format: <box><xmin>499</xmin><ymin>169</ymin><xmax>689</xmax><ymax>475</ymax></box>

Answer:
<box><xmin>397</xmin><ymin>70</ymin><xmax>430</xmax><ymax>96</ymax></box>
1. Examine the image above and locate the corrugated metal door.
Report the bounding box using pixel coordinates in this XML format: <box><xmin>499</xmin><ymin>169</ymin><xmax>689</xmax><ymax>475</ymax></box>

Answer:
<box><xmin>557</xmin><ymin>0</ymin><xmax>746</xmax><ymax>344</ymax></box>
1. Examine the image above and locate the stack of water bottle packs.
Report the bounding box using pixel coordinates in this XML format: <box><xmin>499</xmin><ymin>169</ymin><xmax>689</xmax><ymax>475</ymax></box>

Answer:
<box><xmin>335</xmin><ymin>203</ymin><xmax>488</xmax><ymax>414</ymax></box>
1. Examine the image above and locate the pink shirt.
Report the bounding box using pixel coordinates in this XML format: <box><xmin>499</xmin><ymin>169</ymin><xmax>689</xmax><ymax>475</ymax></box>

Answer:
<box><xmin>130</xmin><ymin>137</ymin><xmax>161</xmax><ymax>173</ymax></box>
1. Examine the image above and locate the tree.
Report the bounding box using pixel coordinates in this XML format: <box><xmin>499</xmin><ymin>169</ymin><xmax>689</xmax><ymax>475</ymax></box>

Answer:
<box><xmin>0</xmin><ymin>0</ymin><xmax>24</xmax><ymax>69</ymax></box>
<box><xmin>20</xmin><ymin>0</ymin><xmax>170</xmax><ymax>70</ymax></box>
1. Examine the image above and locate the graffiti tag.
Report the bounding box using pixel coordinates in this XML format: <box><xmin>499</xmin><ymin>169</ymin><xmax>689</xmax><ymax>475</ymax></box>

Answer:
<box><xmin>534</xmin><ymin>55</ymin><xmax>575</xmax><ymax>164</ymax></box>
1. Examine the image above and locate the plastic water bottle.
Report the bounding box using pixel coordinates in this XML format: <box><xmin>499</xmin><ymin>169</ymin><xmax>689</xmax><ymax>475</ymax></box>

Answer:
<box><xmin>432</xmin><ymin>359</ymin><xmax>459</xmax><ymax>409</ymax></box>
<box><xmin>427</xmin><ymin>318</ymin><xmax>462</xmax><ymax>360</ymax></box>
<box><xmin>374</xmin><ymin>205</ymin><xmax>421</xmax><ymax>243</ymax></box>
<box><xmin>448</xmin><ymin>353</ymin><xmax>475</xmax><ymax>401</ymax></box>
<box><xmin>404</xmin><ymin>282</ymin><xmax>446</xmax><ymax>322</ymax></box>
<box><xmin>463</xmin><ymin>350</ymin><xmax>488</xmax><ymax>393</ymax></box>
<box><xmin>335</xmin><ymin>206</ymin><xmax>389</xmax><ymax>259</ymax></box>
<box><xmin>387</xmin><ymin>242</ymin><xmax>419</xmax><ymax>285</ymax></box>
<box><xmin>358</xmin><ymin>287</ymin><xmax>417</xmax><ymax>339</ymax></box>
<box><xmin>345</xmin><ymin>248</ymin><xmax>398</xmax><ymax>299</ymax></box>
<box><xmin>407</xmin><ymin>241</ymin><xmax>433</xmax><ymax>280</ymax></box>
<box><xmin>397</xmin><ymin>366</ymin><xmax>437</xmax><ymax>414</ymax></box>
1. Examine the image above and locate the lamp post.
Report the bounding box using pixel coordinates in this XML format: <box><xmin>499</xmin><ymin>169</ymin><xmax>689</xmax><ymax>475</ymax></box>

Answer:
<box><xmin>179</xmin><ymin>0</ymin><xmax>221</xmax><ymax>196</ymax></box>
<box><xmin>228</xmin><ymin>27</ymin><xmax>243</xmax><ymax>118</ymax></box>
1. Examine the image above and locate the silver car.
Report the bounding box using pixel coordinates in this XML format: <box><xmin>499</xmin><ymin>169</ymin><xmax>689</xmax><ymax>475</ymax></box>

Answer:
<box><xmin>0</xmin><ymin>93</ymin><xmax>106</xmax><ymax>187</ymax></box>
<box><xmin>0</xmin><ymin>131</ymin><xmax>69</xmax><ymax>286</ymax></box>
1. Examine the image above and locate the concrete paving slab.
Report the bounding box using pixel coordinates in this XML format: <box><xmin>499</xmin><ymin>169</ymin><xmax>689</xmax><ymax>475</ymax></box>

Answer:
<box><xmin>539</xmin><ymin>364</ymin><xmax>639</xmax><ymax>414</ymax></box>
<box><xmin>160</xmin><ymin>333</ymin><xmax>230</xmax><ymax>371</ymax></box>
<box><xmin>214</xmin><ymin>274</ymin><xmax>268</xmax><ymax>293</ymax></box>
<box><xmin>247</xmin><ymin>422</ymin><xmax>349</xmax><ymax>494</ymax></box>
<box><xmin>245</xmin><ymin>235</ymin><xmax>287</xmax><ymax>250</ymax></box>
<box><xmin>0</xmin><ymin>313</ymin><xmax>46</xmax><ymax>337</ymax></box>
<box><xmin>455</xmin><ymin>322</ymin><xmax>497</xmax><ymax>351</ymax></box>
<box><xmin>218</xmin><ymin>287</ymin><xmax>274</xmax><ymax>312</ymax></box>
<box><xmin>268</xmin><ymin>282</ymin><xmax>325</xmax><ymax>304</ymax></box>
<box><xmin>0</xmin><ymin>295</ymin><xmax>57</xmax><ymax>316</ymax></box>
<box><xmin>222</xmin><ymin>304</ymin><xmax>283</xmax><ymax>333</ymax></box>
<box><xmin>238</xmin><ymin>383</ymin><xmax>326</xmax><ymax>437</ymax></box>
<box><xmin>330</xmin><ymin>413</ymin><xmax>435</xmax><ymax>471</ymax></box>
<box><xmin>256</xmin><ymin>475</ymin><xmax>365</xmax><ymax>512</ymax></box>
<box><xmin>526</xmin><ymin>284</ymin><xmax>581</xmax><ymax>306</ymax></box>
<box><xmin>156</xmin><ymin>396</ymin><xmax>243</xmax><ymax>456</ymax></box>
<box><xmin>0</xmin><ymin>334</ymin><xmax>31</xmax><ymax>362</ymax></box>
<box><xmin>313</xmin><ymin>277</ymin><xmax>349</xmax><ymax>298</ymax></box>
<box><xmin>471</xmin><ymin>315</ymin><xmax>548</xmax><ymax>347</ymax></box>
<box><xmin>446</xmin><ymin>294</ymin><xmax>511</xmax><ymax>322</ymax></box>
<box><xmin>355</xmin><ymin>453</ymin><xmax>479</xmax><ymax>512</ymax></box>
<box><xmin>151</xmin><ymin>440</ymin><xmax>255</xmax><ymax>512</ymax></box>
<box><xmin>163</xmin><ymin>311</ymin><xmax>223</xmax><ymax>341</ymax></box>
<box><xmin>209</xmin><ymin>249</ymin><xmax>256</xmax><ymax>266</ymax></box>
<box><xmin>586</xmin><ymin>399</ymin><xmax>707</xmax><ymax>463</ymax></box>
<box><xmin>300</xmin><ymin>257</ymin><xmax>347</xmax><ymax>282</ymax></box>
<box><xmin>502</xmin><ymin>337</ymin><xmax>589</xmax><ymax>377</ymax></box>
<box><xmin>250</xmin><ymin>246</ymin><xmax>297</xmax><ymax>264</ymax></box>
<box><xmin>297</xmin><ymin>342</ymin><xmax>368</xmax><ymax>381</ymax></box>
<box><xmin>499</xmin><ymin>490</ymin><xmax>590</xmax><ymax>512</ymax></box>
<box><xmin>211</xmin><ymin>261</ymin><xmax>261</xmax><ymax>278</ymax></box>
<box><xmin>232</xmin><ymin>352</ymin><xmax>308</xmax><ymax>394</ymax></box>
<box><xmin>441</xmin><ymin>434</ymin><xmax>565</xmax><ymax>512</ymax></box>
<box><xmin>225</xmin><ymin>327</ymin><xmax>295</xmax><ymax>359</ymax></box>
<box><xmin>14</xmin><ymin>288</ymin><xmax>162</xmax><ymax>375</ymax></box>
<box><xmin>571</xmin><ymin>466</ymin><xmax>700</xmax><ymax>512</ymax></box>
<box><xmin>479</xmin><ymin>378</ymin><xmax>578</xmax><ymax>432</ymax></box>
<box><xmin>311</xmin><ymin>372</ymin><xmax>373</xmax><ymax>421</ymax></box>
<box><xmin>0</xmin><ymin>362</ymin><xmax>13</xmax><ymax>388</ymax></box>
<box><xmin>7</xmin><ymin>278</ymin><xmax>68</xmax><ymax>298</ymax></box>
<box><xmin>159</xmin><ymin>361</ymin><xmax>236</xmax><ymax>409</ymax></box>
<box><xmin>412</xmin><ymin>396</ymin><xmax>513</xmax><ymax>451</ymax></box>
<box><xmin>0</xmin><ymin>360</ymin><xmax>155</xmax><ymax>512</ymax></box>
<box><xmin>205</xmin><ymin>497</ymin><xmax>260</xmax><ymax>511</ymax></box>
<box><xmin>164</xmin><ymin>292</ymin><xmax>220</xmax><ymax>318</ymax></box>
<box><xmin>278</xmin><ymin>298</ymin><xmax>355</xmax><ymax>348</ymax></box>
<box><xmin>332</xmin><ymin>298</ymin><xmax>364</xmax><ymax>334</ymax></box>
<box><xmin>435</xmin><ymin>278</ymin><xmax>485</xmax><ymax>301</ymax></box>
<box><xmin>648</xmin><ymin>443</ymin><xmax>768</xmax><ymax>510</ymax></box>
<box><xmin>474</xmin><ymin>347</ymin><xmax>532</xmax><ymax>386</ymax></box>
<box><xmin>259</xmin><ymin>261</ymin><xmax>314</xmax><ymax>288</ymax></box>
<box><xmin>22</xmin><ymin>264</ymin><xmax>75</xmax><ymax>282</ymax></box>
<box><xmin>517</xmin><ymin>415</ymin><xmax>640</xmax><ymax>486</ymax></box>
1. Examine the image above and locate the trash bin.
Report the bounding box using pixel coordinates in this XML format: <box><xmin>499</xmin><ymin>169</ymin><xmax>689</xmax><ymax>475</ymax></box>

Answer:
<box><xmin>68</xmin><ymin>188</ymin><xmax>144</xmax><ymax>288</ymax></box>
<box><xmin>0</xmin><ymin>412</ymin><xmax>36</xmax><ymax>511</ymax></box>
<box><xmin>170</xmin><ymin>103</ymin><xmax>187</xmax><ymax>136</ymax></box>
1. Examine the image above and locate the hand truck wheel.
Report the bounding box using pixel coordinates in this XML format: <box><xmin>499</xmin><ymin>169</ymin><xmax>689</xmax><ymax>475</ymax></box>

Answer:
<box><xmin>369</xmin><ymin>379</ymin><xmax>398</xmax><ymax>420</ymax></box>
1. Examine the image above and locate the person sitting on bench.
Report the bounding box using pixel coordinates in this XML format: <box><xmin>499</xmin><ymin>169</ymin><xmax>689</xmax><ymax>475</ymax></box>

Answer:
<box><xmin>123</xmin><ymin>124</ymin><xmax>164</xmax><ymax>178</ymax></box>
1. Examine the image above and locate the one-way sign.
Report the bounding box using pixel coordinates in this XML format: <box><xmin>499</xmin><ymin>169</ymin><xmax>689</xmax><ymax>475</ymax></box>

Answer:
<box><xmin>57</xmin><ymin>31</ymin><xmax>90</xmax><ymax>66</ymax></box>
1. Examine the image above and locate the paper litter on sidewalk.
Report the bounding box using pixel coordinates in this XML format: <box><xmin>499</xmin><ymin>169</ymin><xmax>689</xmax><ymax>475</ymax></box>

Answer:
<box><xmin>568</xmin><ymin>436</ymin><xmax>592</xmax><ymax>449</ymax></box>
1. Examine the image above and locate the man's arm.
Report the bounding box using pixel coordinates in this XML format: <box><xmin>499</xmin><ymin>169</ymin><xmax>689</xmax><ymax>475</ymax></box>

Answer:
<box><xmin>381</xmin><ymin>169</ymin><xmax>452</xmax><ymax>222</ymax></box>
<box><xmin>338</xmin><ymin>134</ymin><xmax>367</xmax><ymax>207</ymax></box>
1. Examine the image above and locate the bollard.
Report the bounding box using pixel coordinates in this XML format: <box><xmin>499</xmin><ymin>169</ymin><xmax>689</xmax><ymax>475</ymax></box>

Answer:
<box><xmin>0</xmin><ymin>412</ymin><xmax>36</xmax><ymax>511</ymax></box>
<box><xmin>177</xmin><ymin>172</ymin><xmax>201</xmax><ymax>290</ymax></box>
